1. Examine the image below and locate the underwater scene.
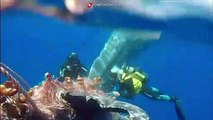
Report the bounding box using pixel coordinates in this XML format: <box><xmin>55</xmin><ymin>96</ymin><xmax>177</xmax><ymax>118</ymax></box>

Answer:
<box><xmin>1</xmin><ymin>0</ymin><xmax>213</xmax><ymax>120</ymax></box>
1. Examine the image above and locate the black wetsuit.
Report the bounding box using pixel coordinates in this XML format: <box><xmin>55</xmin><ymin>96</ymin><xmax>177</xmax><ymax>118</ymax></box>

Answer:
<box><xmin>59</xmin><ymin>53</ymin><xmax>87</xmax><ymax>81</ymax></box>
<box><xmin>119</xmin><ymin>78</ymin><xmax>136</xmax><ymax>99</ymax></box>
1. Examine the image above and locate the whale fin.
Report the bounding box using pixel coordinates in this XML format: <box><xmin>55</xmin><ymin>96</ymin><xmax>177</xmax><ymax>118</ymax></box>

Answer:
<box><xmin>89</xmin><ymin>29</ymin><xmax>161</xmax><ymax>82</ymax></box>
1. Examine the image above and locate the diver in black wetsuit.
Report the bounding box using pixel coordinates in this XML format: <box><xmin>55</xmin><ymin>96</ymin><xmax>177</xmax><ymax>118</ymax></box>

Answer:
<box><xmin>59</xmin><ymin>52</ymin><xmax>88</xmax><ymax>81</ymax></box>
<box><xmin>111</xmin><ymin>65</ymin><xmax>186</xmax><ymax>120</ymax></box>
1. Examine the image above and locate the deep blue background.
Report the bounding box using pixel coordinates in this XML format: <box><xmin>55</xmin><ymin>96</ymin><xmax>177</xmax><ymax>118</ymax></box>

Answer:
<box><xmin>1</xmin><ymin>4</ymin><xmax>213</xmax><ymax>120</ymax></box>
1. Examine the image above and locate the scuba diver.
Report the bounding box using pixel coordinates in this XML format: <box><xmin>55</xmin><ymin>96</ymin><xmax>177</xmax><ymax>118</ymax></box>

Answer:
<box><xmin>111</xmin><ymin>65</ymin><xmax>186</xmax><ymax>120</ymax></box>
<box><xmin>59</xmin><ymin>52</ymin><xmax>88</xmax><ymax>81</ymax></box>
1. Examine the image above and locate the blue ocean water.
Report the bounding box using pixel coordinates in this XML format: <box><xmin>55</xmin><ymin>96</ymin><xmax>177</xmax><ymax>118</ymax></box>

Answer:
<box><xmin>1</xmin><ymin>5</ymin><xmax>213</xmax><ymax>120</ymax></box>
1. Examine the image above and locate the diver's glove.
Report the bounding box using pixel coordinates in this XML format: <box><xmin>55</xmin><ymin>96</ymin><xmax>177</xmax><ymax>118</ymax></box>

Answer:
<box><xmin>111</xmin><ymin>66</ymin><xmax>123</xmax><ymax>74</ymax></box>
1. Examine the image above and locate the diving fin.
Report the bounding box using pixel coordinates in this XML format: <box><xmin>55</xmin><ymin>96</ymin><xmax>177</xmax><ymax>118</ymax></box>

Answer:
<box><xmin>174</xmin><ymin>98</ymin><xmax>186</xmax><ymax>120</ymax></box>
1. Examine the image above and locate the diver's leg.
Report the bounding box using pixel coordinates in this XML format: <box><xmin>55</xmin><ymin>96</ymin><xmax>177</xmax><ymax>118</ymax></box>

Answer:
<box><xmin>142</xmin><ymin>87</ymin><xmax>172</xmax><ymax>101</ymax></box>
<box><xmin>142</xmin><ymin>87</ymin><xmax>186</xmax><ymax>120</ymax></box>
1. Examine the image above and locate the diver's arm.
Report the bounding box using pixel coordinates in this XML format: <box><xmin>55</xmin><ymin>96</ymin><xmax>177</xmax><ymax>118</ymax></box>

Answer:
<box><xmin>119</xmin><ymin>89</ymin><xmax>134</xmax><ymax>99</ymax></box>
<box><xmin>81</xmin><ymin>66</ymin><xmax>88</xmax><ymax>74</ymax></box>
<box><xmin>119</xmin><ymin>80</ymin><xmax>135</xmax><ymax>99</ymax></box>
<box><xmin>80</xmin><ymin>66</ymin><xmax>88</xmax><ymax>77</ymax></box>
